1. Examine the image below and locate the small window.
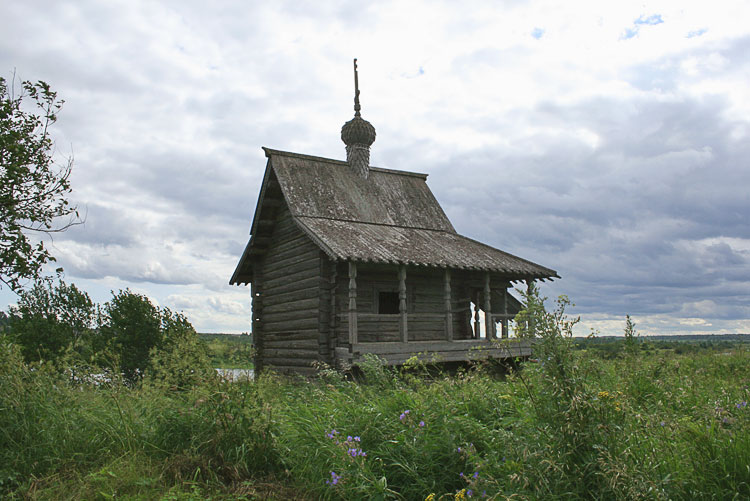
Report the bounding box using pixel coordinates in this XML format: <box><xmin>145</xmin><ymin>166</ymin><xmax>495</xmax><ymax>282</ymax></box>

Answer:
<box><xmin>378</xmin><ymin>291</ymin><xmax>400</xmax><ymax>314</ymax></box>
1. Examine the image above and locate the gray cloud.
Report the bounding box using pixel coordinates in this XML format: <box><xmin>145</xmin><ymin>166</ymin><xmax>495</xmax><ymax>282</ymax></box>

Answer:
<box><xmin>2</xmin><ymin>1</ymin><xmax>749</xmax><ymax>334</ymax></box>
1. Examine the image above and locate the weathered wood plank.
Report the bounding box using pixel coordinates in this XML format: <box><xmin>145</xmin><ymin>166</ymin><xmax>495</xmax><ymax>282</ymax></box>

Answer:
<box><xmin>263</xmin><ymin>270</ymin><xmax>319</xmax><ymax>292</ymax></box>
<box><xmin>264</xmin><ymin>339</ymin><xmax>319</xmax><ymax>349</ymax></box>
<box><xmin>352</xmin><ymin>340</ymin><xmax>534</xmax><ymax>355</ymax></box>
<box><xmin>348</xmin><ymin>261</ymin><xmax>358</xmax><ymax>345</ymax></box>
<box><xmin>264</xmin><ymin>357</ymin><xmax>317</xmax><ymax>368</ymax></box>
<box><xmin>444</xmin><ymin>268</ymin><xmax>453</xmax><ymax>342</ymax></box>
<box><xmin>263</xmin><ymin>329</ymin><xmax>319</xmax><ymax>341</ymax></box>
<box><xmin>264</xmin><ymin>348</ymin><xmax>320</xmax><ymax>359</ymax></box>
<box><xmin>262</xmin><ymin>306</ymin><xmax>319</xmax><ymax>322</ymax></box>
<box><xmin>261</xmin><ymin>289</ymin><xmax>319</xmax><ymax>308</ymax></box>
<box><xmin>263</xmin><ymin>317</ymin><xmax>319</xmax><ymax>332</ymax></box>
<box><xmin>263</xmin><ymin>297</ymin><xmax>319</xmax><ymax>314</ymax></box>
<box><xmin>263</xmin><ymin>236</ymin><xmax>316</xmax><ymax>262</ymax></box>
<box><xmin>399</xmin><ymin>265</ymin><xmax>408</xmax><ymax>343</ymax></box>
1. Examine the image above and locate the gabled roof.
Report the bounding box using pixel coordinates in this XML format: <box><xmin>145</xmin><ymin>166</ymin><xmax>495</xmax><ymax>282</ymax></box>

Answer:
<box><xmin>230</xmin><ymin>148</ymin><xmax>558</xmax><ymax>285</ymax></box>
<box><xmin>268</xmin><ymin>148</ymin><xmax>454</xmax><ymax>231</ymax></box>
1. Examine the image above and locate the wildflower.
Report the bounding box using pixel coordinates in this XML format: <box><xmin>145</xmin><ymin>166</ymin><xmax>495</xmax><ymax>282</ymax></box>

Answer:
<box><xmin>354</xmin><ymin>436</ymin><xmax>361</xmax><ymax>441</ymax></box>
<box><xmin>459</xmin><ymin>472</ymin><xmax>464</xmax><ymax>478</ymax></box>
<box><xmin>737</xmin><ymin>401</ymin><xmax>748</xmax><ymax>409</ymax></box>
<box><xmin>347</xmin><ymin>435</ymin><xmax>353</xmax><ymax>442</ymax></box>
<box><xmin>419</xmin><ymin>420</ymin><xmax>425</xmax><ymax>427</ymax></box>
<box><xmin>326</xmin><ymin>471</ymin><xmax>342</xmax><ymax>486</ymax></box>
<box><xmin>457</xmin><ymin>447</ymin><xmax>462</xmax><ymax>453</ymax></box>
<box><xmin>347</xmin><ymin>447</ymin><xmax>366</xmax><ymax>457</ymax></box>
<box><xmin>598</xmin><ymin>391</ymin><xmax>610</xmax><ymax>399</ymax></box>
<box><xmin>473</xmin><ymin>471</ymin><xmax>479</xmax><ymax>479</ymax></box>
<box><xmin>425</xmin><ymin>495</ymin><xmax>436</xmax><ymax>501</ymax></box>
<box><xmin>660</xmin><ymin>421</ymin><xmax>665</xmax><ymax>427</ymax></box>
<box><xmin>467</xmin><ymin>490</ymin><xmax>473</xmax><ymax>497</ymax></box>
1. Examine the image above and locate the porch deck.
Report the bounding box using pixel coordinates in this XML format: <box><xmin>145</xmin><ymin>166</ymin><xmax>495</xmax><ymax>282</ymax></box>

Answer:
<box><xmin>335</xmin><ymin>339</ymin><xmax>534</xmax><ymax>367</ymax></box>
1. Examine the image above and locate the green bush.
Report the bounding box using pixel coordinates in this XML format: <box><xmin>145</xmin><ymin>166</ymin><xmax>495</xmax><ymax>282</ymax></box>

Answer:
<box><xmin>99</xmin><ymin>289</ymin><xmax>163</xmax><ymax>382</ymax></box>
<box><xmin>148</xmin><ymin>308</ymin><xmax>215</xmax><ymax>390</ymax></box>
<box><xmin>7</xmin><ymin>279</ymin><xmax>95</xmax><ymax>362</ymax></box>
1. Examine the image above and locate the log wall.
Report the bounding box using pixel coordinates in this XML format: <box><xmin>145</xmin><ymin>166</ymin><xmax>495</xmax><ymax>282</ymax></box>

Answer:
<box><xmin>257</xmin><ymin>206</ymin><xmax>321</xmax><ymax>373</ymax></box>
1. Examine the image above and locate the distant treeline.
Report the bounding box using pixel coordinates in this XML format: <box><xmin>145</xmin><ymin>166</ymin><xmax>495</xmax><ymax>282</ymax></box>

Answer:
<box><xmin>583</xmin><ymin>333</ymin><xmax>750</xmax><ymax>343</ymax></box>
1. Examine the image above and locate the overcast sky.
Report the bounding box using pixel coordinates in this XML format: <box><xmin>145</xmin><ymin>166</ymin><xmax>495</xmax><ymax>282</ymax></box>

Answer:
<box><xmin>2</xmin><ymin>0</ymin><xmax>749</xmax><ymax>336</ymax></box>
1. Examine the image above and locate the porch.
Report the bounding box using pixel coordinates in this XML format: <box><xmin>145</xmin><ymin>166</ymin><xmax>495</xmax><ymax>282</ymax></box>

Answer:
<box><xmin>335</xmin><ymin>338</ymin><xmax>534</xmax><ymax>367</ymax></box>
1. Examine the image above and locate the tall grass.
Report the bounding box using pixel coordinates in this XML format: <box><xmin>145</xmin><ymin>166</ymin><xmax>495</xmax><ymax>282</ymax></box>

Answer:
<box><xmin>1</xmin><ymin>329</ymin><xmax>749</xmax><ymax>499</ymax></box>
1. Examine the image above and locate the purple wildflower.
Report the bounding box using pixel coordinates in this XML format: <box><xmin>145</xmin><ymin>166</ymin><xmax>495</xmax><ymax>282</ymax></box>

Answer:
<box><xmin>326</xmin><ymin>471</ymin><xmax>341</xmax><ymax>486</ymax></box>
<box><xmin>467</xmin><ymin>490</ymin><xmax>473</xmax><ymax>497</ymax></box>
<box><xmin>660</xmin><ymin>421</ymin><xmax>666</xmax><ymax>427</ymax></box>
<box><xmin>354</xmin><ymin>436</ymin><xmax>361</xmax><ymax>442</ymax></box>
<box><xmin>459</xmin><ymin>472</ymin><xmax>464</xmax><ymax>478</ymax></box>
<box><xmin>419</xmin><ymin>421</ymin><xmax>425</xmax><ymax>427</ymax></box>
<box><xmin>347</xmin><ymin>436</ymin><xmax>353</xmax><ymax>442</ymax></box>
<box><xmin>473</xmin><ymin>471</ymin><xmax>479</xmax><ymax>479</ymax></box>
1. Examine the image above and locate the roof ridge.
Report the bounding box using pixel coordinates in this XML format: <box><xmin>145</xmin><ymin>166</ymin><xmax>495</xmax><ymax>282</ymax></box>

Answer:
<box><xmin>262</xmin><ymin>147</ymin><xmax>428</xmax><ymax>179</ymax></box>
<box><xmin>294</xmin><ymin>214</ymin><xmax>457</xmax><ymax>233</ymax></box>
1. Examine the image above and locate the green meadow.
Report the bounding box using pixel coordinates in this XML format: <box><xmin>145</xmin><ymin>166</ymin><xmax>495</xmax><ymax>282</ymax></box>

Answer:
<box><xmin>2</xmin><ymin>299</ymin><xmax>749</xmax><ymax>499</ymax></box>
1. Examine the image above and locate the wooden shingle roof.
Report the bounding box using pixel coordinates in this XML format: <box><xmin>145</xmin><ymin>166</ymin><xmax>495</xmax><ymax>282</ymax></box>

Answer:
<box><xmin>230</xmin><ymin>148</ymin><xmax>558</xmax><ymax>284</ymax></box>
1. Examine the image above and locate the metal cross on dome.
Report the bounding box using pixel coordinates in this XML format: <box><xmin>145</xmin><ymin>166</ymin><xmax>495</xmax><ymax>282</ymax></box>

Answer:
<box><xmin>353</xmin><ymin>58</ymin><xmax>361</xmax><ymax>117</ymax></box>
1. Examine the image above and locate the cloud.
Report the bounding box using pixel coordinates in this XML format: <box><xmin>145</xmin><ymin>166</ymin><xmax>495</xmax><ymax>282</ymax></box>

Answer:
<box><xmin>2</xmin><ymin>0</ymin><xmax>750</xmax><ymax>335</ymax></box>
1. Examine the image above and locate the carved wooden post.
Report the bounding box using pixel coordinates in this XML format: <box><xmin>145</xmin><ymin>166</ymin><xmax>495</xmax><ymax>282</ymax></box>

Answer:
<box><xmin>502</xmin><ymin>284</ymin><xmax>509</xmax><ymax>339</ymax></box>
<box><xmin>473</xmin><ymin>290</ymin><xmax>481</xmax><ymax>339</ymax></box>
<box><xmin>526</xmin><ymin>278</ymin><xmax>534</xmax><ymax>337</ymax></box>
<box><xmin>329</xmin><ymin>265</ymin><xmax>338</xmax><ymax>361</ymax></box>
<box><xmin>348</xmin><ymin>261</ymin><xmax>358</xmax><ymax>347</ymax></box>
<box><xmin>444</xmin><ymin>268</ymin><xmax>453</xmax><ymax>341</ymax></box>
<box><xmin>399</xmin><ymin>265</ymin><xmax>408</xmax><ymax>343</ymax></box>
<box><xmin>484</xmin><ymin>272</ymin><xmax>494</xmax><ymax>340</ymax></box>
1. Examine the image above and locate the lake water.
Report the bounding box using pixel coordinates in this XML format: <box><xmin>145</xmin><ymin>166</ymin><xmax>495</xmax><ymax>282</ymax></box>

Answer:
<box><xmin>215</xmin><ymin>368</ymin><xmax>254</xmax><ymax>381</ymax></box>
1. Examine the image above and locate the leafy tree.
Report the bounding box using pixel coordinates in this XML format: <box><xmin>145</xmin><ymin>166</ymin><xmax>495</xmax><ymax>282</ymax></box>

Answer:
<box><xmin>8</xmin><ymin>278</ymin><xmax>95</xmax><ymax>362</ymax></box>
<box><xmin>99</xmin><ymin>289</ymin><xmax>162</xmax><ymax>382</ymax></box>
<box><xmin>1</xmin><ymin>75</ymin><xmax>79</xmax><ymax>292</ymax></box>
<box><xmin>148</xmin><ymin>308</ymin><xmax>214</xmax><ymax>390</ymax></box>
<box><xmin>0</xmin><ymin>310</ymin><xmax>9</xmax><ymax>331</ymax></box>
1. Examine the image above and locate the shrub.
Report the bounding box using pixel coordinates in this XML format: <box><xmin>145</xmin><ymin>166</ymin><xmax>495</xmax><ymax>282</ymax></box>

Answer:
<box><xmin>99</xmin><ymin>289</ymin><xmax>162</xmax><ymax>382</ymax></box>
<box><xmin>148</xmin><ymin>308</ymin><xmax>215</xmax><ymax>390</ymax></box>
<box><xmin>8</xmin><ymin>279</ymin><xmax>95</xmax><ymax>362</ymax></box>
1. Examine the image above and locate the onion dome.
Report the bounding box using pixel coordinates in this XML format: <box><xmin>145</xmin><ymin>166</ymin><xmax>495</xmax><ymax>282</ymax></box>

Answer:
<box><xmin>341</xmin><ymin>115</ymin><xmax>376</xmax><ymax>147</ymax></box>
<box><xmin>341</xmin><ymin>59</ymin><xmax>375</xmax><ymax>178</ymax></box>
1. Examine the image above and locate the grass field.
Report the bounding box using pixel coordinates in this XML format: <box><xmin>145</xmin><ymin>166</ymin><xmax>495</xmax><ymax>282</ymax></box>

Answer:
<box><xmin>1</xmin><ymin>331</ymin><xmax>748</xmax><ymax>500</ymax></box>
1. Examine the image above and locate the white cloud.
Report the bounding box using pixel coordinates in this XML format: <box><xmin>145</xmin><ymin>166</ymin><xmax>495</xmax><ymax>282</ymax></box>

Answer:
<box><xmin>2</xmin><ymin>0</ymin><xmax>750</xmax><ymax>335</ymax></box>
